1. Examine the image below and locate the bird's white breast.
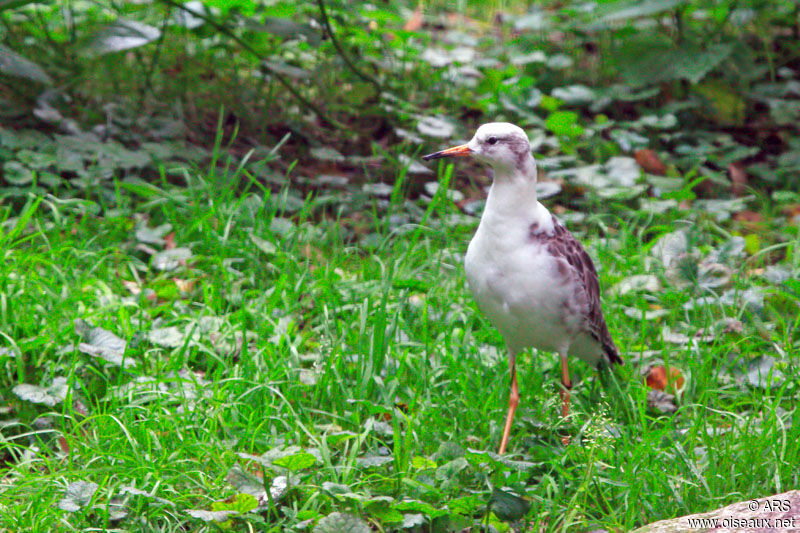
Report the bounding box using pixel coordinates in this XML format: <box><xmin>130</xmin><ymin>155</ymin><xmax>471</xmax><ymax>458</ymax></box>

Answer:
<box><xmin>464</xmin><ymin>202</ymin><xmax>574</xmax><ymax>356</ymax></box>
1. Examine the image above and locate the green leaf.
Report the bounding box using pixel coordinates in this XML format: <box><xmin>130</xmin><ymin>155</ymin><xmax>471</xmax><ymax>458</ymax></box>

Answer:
<box><xmin>58</xmin><ymin>480</ymin><xmax>98</xmax><ymax>512</ymax></box>
<box><xmin>448</xmin><ymin>494</ymin><xmax>485</xmax><ymax>516</ymax></box>
<box><xmin>490</xmin><ymin>487</ymin><xmax>531</xmax><ymax>522</ymax></box>
<box><xmin>313</xmin><ymin>512</ymin><xmax>371</xmax><ymax>533</ymax></box>
<box><xmin>393</xmin><ymin>499</ymin><xmax>448</xmax><ymax>518</ymax></box>
<box><xmin>744</xmin><ymin>234</ymin><xmax>760</xmax><ymax>255</ymax></box>
<box><xmin>545</xmin><ymin>111</ymin><xmax>583</xmax><ymax>138</ymax></box>
<box><xmin>88</xmin><ymin>19</ymin><xmax>160</xmax><ymax>55</ymax></box>
<box><xmin>435</xmin><ymin>457</ymin><xmax>468</xmax><ymax>481</ymax></box>
<box><xmin>411</xmin><ymin>456</ymin><xmax>436</xmax><ymax>470</ymax></box>
<box><xmin>464</xmin><ymin>448</ymin><xmax>538</xmax><ymax>473</ymax></box>
<box><xmin>211</xmin><ymin>493</ymin><xmax>258</xmax><ymax>514</ymax></box>
<box><xmin>209</xmin><ymin>493</ymin><xmax>259</xmax><ymax>530</ymax></box>
<box><xmin>243</xmin><ymin>16</ymin><xmax>321</xmax><ymax>45</ymax></box>
<box><xmin>310</xmin><ymin>146</ymin><xmax>345</xmax><ymax>162</ymax></box>
<box><xmin>619</xmin><ymin>41</ymin><xmax>734</xmax><ymax>87</ymax></box>
<box><xmin>248</xmin><ymin>232</ymin><xmax>277</xmax><ymax>255</ymax></box>
<box><xmin>0</xmin><ymin>0</ymin><xmax>43</xmax><ymax>11</ymax></box>
<box><xmin>0</xmin><ymin>44</ymin><xmax>51</xmax><ymax>84</ymax></box>
<box><xmin>3</xmin><ymin>161</ymin><xmax>33</xmax><ymax>186</ymax></box>
<box><xmin>203</xmin><ymin>0</ymin><xmax>254</xmax><ymax>16</ymax></box>
<box><xmin>597</xmin><ymin>0</ymin><xmax>687</xmax><ymax>23</ymax></box>
<box><xmin>365</xmin><ymin>499</ymin><xmax>404</xmax><ymax>524</ymax></box>
<box><xmin>272</xmin><ymin>451</ymin><xmax>316</xmax><ymax>471</ymax></box>
<box><xmin>13</xmin><ymin>377</ymin><xmax>69</xmax><ymax>407</ymax></box>
<box><xmin>263</xmin><ymin>60</ymin><xmax>310</xmax><ymax>79</ymax></box>
<box><xmin>368</xmin><ymin>505</ymin><xmax>403</xmax><ymax>524</ymax></box>
<box><xmin>692</xmin><ymin>80</ymin><xmax>745</xmax><ymax>126</ymax></box>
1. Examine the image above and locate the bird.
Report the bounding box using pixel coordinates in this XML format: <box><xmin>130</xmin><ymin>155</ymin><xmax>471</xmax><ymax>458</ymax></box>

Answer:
<box><xmin>422</xmin><ymin>122</ymin><xmax>623</xmax><ymax>455</ymax></box>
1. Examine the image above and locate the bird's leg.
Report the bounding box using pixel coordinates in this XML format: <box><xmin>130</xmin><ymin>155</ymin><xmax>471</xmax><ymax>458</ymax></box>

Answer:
<box><xmin>559</xmin><ymin>351</ymin><xmax>572</xmax><ymax>418</ymax></box>
<box><xmin>498</xmin><ymin>359</ymin><xmax>519</xmax><ymax>455</ymax></box>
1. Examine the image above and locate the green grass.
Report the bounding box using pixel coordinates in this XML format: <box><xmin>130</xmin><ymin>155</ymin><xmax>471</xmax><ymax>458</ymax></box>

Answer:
<box><xmin>1</xmin><ymin>155</ymin><xmax>799</xmax><ymax>532</ymax></box>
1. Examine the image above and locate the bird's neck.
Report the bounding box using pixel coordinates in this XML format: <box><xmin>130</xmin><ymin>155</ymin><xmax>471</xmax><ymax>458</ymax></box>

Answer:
<box><xmin>484</xmin><ymin>156</ymin><xmax>539</xmax><ymax>218</ymax></box>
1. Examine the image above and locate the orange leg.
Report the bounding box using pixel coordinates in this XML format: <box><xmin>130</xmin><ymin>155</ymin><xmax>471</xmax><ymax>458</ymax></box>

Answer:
<box><xmin>559</xmin><ymin>352</ymin><xmax>573</xmax><ymax>418</ymax></box>
<box><xmin>498</xmin><ymin>360</ymin><xmax>519</xmax><ymax>455</ymax></box>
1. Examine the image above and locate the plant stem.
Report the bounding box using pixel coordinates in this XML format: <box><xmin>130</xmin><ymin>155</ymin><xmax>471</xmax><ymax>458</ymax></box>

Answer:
<box><xmin>157</xmin><ymin>0</ymin><xmax>343</xmax><ymax>129</ymax></box>
<box><xmin>315</xmin><ymin>0</ymin><xmax>382</xmax><ymax>98</ymax></box>
<box><xmin>141</xmin><ymin>5</ymin><xmax>171</xmax><ymax>108</ymax></box>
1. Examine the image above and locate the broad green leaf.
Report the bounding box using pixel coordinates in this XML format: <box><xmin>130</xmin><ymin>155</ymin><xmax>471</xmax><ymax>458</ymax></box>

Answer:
<box><xmin>368</xmin><ymin>505</ymin><xmax>403</xmax><ymax>524</ymax></box>
<box><xmin>75</xmin><ymin>319</ymin><xmax>131</xmax><ymax>368</ymax></box>
<box><xmin>203</xmin><ymin>0</ymin><xmax>254</xmax><ymax>15</ymax></box>
<box><xmin>186</xmin><ymin>509</ymin><xmax>238</xmax><ymax>522</ymax></box>
<box><xmin>151</xmin><ymin>247</ymin><xmax>192</xmax><ymax>271</ymax></box>
<box><xmin>248</xmin><ymin>232</ymin><xmax>277</xmax><ymax>255</ymax></box>
<box><xmin>464</xmin><ymin>448</ymin><xmax>538</xmax><ymax>472</ymax></box>
<box><xmin>393</xmin><ymin>499</ymin><xmax>447</xmax><ymax>518</ymax></box>
<box><xmin>416</xmin><ymin>116</ymin><xmax>455</xmax><ymax>138</ymax></box>
<box><xmin>88</xmin><ymin>19</ymin><xmax>160</xmax><ymax>55</ymax></box>
<box><xmin>365</xmin><ymin>499</ymin><xmax>403</xmax><ymax>524</ymax></box>
<box><xmin>172</xmin><ymin>1</ymin><xmax>207</xmax><ymax>29</ymax></box>
<box><xmin>0</xmin><ymin>0</ymin><xmax>43</xmax><ymax>11</ymax></box>
<box><xmin>263</xmin><ymin>60</ymin><xmax>309</xmax><ymax>79</ymax></box>
<box><xmin>744</xmin><ymin>234</ymin><xmax>760</xmax><ymax>255</ymax></box>
<box><xmin>147</xmin><ymin>326</ymin><xmax>188</xmax><ymax>348</ymax></box>
<box><xmin>693</xmin><ymin>80</ymin><xmax>746</xmax><ymax>126</ymax></box>
<box><xmin>58</xmin><ymin>481</ymin><xmax>98</xmax><ymax>512</ymax></box>
<box><xmin>448</xmin><ymin>494</ymin><xmax>485</xmax><ymax>516</ymax></box>
<box><xmin>619</xmin><ymin>42</ymin><xmax>734</xmax><ymax>87</ymax></box>
<box><xmin>310</xmin><ymin>146</ymin><xmax>344</xmax><ymax>162</ymax></box>
<box><xmin>136</xmin><ymin>223</ymin><xmax>173</xmax><ymax>245</ymax></box>
<box><xmin>0</xmin><ymin>44</ymin><xmax>51</xmax><ymax>84</ymax></box>
<box><xmin>313</xmin><ymin>512</ymin><xmax>370</xmax><ymax>533</ymax></box>
<box><xmin>490</xmin><ymin>487</ymin><xmax>531</xmax><ymax>522</ymax></box>
<box><xmin>551</xmin><ymin>85</ymin><xmax>595</xmax><ymax>106</ymax></box>
<box><xmin>432</xmin><ymin>441</ymin><xmax>465</xmax><ymax>462</ymax></box>
<box><xmin>243</xmin><ymin>16</ymin><xmax>321</xmax><ymax>45</ymax></box>
<box><xmin>545</xmin><ymin>111</ymin><xmax>583</xmax><ymax>138</ymax></box>
<box><xmin>272</xmin><ymin>451</ymin><xmax>316</xmax><ymax>471</ymax></box>
<box><xmin>211</xmin><ymin>493</ymin><xmax>258</xmax><ymax>514</ymax></box>
<box><xmin>356</xmin><ymin>454</ymin><xmax>393</xmax><ymax>468</ymax></box>
<box><xmin>3</xmin><ymin>161</ymin><xmax>33</xmax><ymax>186</ymax></box>
<box><xmin>411</xmin><ymin>456</ymin><xmax>436</xmax><ymax>470</ymax></box>
<box><xmin>189</xmin><ymin>494</ymin><xmax>258</xmax><ymax>528</ymax></box>
<box><xmin>597</xmin><ymin>0</ymin><xmax>687</xmax><ymax>23</ymax></box>
<box><xmin>435</xmin><ymin>457</ymin><xmax>468</xmax><ymax>481</ymax></box>
<box><xmin>13</xmin><ymin>376</ymin><xmax>69</xmax><ymax>407</ymax></box>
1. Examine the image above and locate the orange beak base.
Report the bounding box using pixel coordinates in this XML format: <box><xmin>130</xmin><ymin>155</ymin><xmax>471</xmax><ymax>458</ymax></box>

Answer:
<box><xmin>421</xmin><ymin>144</ymin><xmax>471</xmax><ymax>161</ymax></box>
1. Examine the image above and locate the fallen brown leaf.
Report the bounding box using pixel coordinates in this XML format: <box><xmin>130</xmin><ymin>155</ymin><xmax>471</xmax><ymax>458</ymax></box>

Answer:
<box><xmin>733</xmin><ymin>210</ymin><xmax>763</xmax><ymax>223</ymax></box>
<box><xmin>164</xmin><ymin>232</ymin><xmax>177</xmax><ymax>250</ymax></box>
<box><xmin>645</xmin><ymin>365</ymin><xmax>685</xmax><ymax>392</ymax></box>
<box><xmin>122</xmin><ymin>280</ymin><xmax>141</xmax><ymax>295</ymax></box>
<box><xmin>728</xmin><ymin>162</ymin><xmax>748</xmax><ymax>196</ymax></box>
<box><xmin>173</xmin><ymin>278</ymin><xmax>195</xmax><ymax>293</ymax></box>
<box><xmin>635</xmin><ymin>149</ymin><xmax>667</xmax><ymax>175</ymax></box>
<box><xmin>783</xmin><ymin>204</ymin><xmax>800</xmax><ymax>222</ymax></box>
<box><xmin>721</xmin><ymin>317</ymin><xmax>744</xmax><ymax>334</ymax></box>
<box><xmin>403</xmin><ymin>6</ymin><xmax>423</xmax><ymax>31</ymax></box>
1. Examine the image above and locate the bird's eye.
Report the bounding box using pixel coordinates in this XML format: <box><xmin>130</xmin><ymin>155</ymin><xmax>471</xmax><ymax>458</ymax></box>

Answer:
<box><xmin>486</xmin><ymin>136</ymin><xmax>498</xmax><ymax>145</ymax></box>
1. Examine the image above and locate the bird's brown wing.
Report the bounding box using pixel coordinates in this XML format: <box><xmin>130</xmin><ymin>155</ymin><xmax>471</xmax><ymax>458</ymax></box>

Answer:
<box><xmin>546</xmin><ymin>217</ymin><xmax>622</xmax><ymax>366</ymax></box>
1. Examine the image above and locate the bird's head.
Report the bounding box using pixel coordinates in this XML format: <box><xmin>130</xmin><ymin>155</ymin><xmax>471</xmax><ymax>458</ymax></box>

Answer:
<box><xmin>422</xmin><ymin>122</ymin><xmax>534</xmax><ymax>177</ymax></box>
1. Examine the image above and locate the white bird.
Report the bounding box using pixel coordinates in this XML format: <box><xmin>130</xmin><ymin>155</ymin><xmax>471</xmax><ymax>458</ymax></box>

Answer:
<box><xmin>422</xmin><ymin>122</ymin><xmax>623</xmax><ymax>454</ymax></box>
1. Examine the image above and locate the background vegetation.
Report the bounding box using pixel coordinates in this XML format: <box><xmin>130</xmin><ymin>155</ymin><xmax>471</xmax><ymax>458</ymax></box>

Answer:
<box><xmin>1</xmin><ymin>0</ymin><xmax>799</xmax><ymax>531</ymax></box>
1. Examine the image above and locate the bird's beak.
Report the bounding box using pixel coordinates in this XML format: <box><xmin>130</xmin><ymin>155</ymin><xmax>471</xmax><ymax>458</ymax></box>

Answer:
<box><xmin>421</xmin><ymin>144</ymin><xmax>471</xmax><ymax>161</ymax></box>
